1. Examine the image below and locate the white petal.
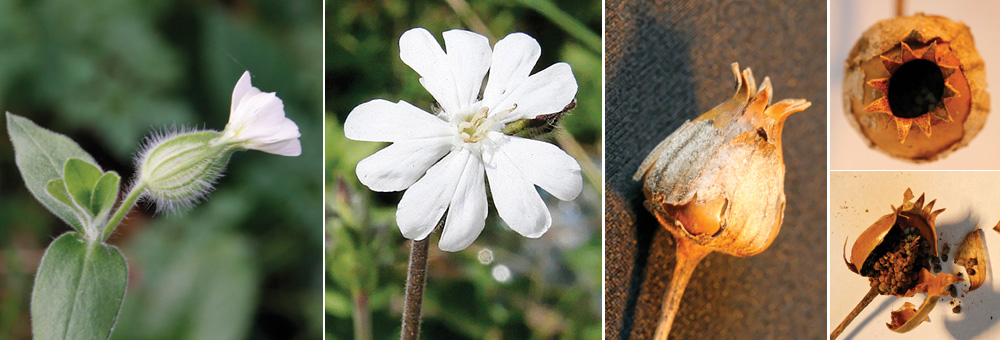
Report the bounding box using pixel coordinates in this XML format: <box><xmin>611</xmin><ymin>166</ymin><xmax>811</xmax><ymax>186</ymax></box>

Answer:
<box><xmin>396</xmin><ymin>149</ymin><xmax>468</xmax><ymax>240</ymax></box>
<box><xmin>492</xmin><ymin>62</ymin><xmax>578</xmax><ymax>123</ymax></box>
<box><xmin>344</xmin><ymin>99</ymin><xmax>453</xmax><ymax>142</ymax></box>
<box><xmin>230</xmin><ymin>71</ymin><xmax>262</xmax><ymax>121</ymax></box>
<box><xmin>250</xmin><ymin>136</ymin><xmax>301</xmax><ymax>156</ymax></box>
<box><xmin>230</xmin><ymin>92</ymin><xmax>285</xmax><ymax>140</ymax></box>
<box><xmin>442</xmin><ymin>29</ymin><xmax>492</xmax><ymax>111</ymax></box>
<box><xmin>356</xmin><ymin>137</ymin><xmax>453</xmax><ymax>192</ymax></box>
<box><xmin>399</xmin><ymin>28</ymin><xmax>492</xmax><ymax>118</ymax></box>
<box><xmin>496</xmin><ymin>136</ymin><xmax>581</xmax><ymax>201</ymax></box>
<box><xmin>482</xmin><ymin>33</ymin><xmax>540</xmax><ymax>108</ymax></box>
<box><xmin>438</xmin><ymin>154</ymin><xmax>487</xmax><ymax>252</ymax></box>
<box><xmin>399</xmin><ymin>28</ymin><xmax>460</xmax><ymax>115</ymax></box>
<box><xmin>484</xmin><ymin>134</ymin><xmax>551</xmax><ymax>238</ymax></box>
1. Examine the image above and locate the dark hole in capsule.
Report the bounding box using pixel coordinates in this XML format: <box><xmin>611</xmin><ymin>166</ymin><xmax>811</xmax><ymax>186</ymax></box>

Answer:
<box><xmin>888</xmin><ymin>59</ymin><xmax>945</xmax><ymax>119</ymax></box>
<box><xmin>756</xmin><ymin>127</ymin><xmax>767</xmax><ymax>141</ymax></box>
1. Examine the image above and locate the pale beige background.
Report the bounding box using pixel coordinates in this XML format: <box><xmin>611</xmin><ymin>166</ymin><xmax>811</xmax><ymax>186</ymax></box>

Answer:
<box><xmin>831</xmin><ymin>171</ymin><xmax>1000</xmax><ymax>339</ymax></box>
<box><xmin>831</xmin><ymin>1</ymin><xmax>1000</xmax><ymax>169</ymax></box>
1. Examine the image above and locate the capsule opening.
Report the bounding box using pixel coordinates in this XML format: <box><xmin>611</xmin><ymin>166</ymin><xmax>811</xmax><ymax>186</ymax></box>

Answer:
<box><xmin>887</xmin><ymin>59</ymin><xmax>944</xmax><ymax>119</ymax></box>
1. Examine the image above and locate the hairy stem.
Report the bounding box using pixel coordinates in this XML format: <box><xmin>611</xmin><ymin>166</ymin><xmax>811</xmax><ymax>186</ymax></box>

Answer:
<box><xmin>400</xmin><ymin>237</ymin><xmax>430</xmax><ymax>340</ymax></box>
<box><xmin>101</xmin><ymin>183</ymin><xmax>146</xmax><ymax>242</ymax></box>
<box><xmin>831</xmin><ymin>286</ymin><xmax>879</xmax><ymax>340</ymax></box>
<box><xmin>654</xmin><ymin>238</ymin><xmax>712</xmax><ymax>340</ymax></box>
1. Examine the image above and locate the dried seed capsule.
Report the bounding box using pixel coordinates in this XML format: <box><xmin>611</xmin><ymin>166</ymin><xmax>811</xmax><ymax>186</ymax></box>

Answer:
<box><xmin>634</xmin><ymin>62</ymin><xmax>810</xmax><ymax>340</ymax></box>
<box><xmin>844</xmin><ymin>14</ymin><xmax>988</xmax><ymax>162</ymax></box>
<box><xmin>634</xmin><ymin>62</ymin><xmax>809</xmax><ymax>257</ymax></box>
<box><xmin>838</xmin><ymin>189</ymin><xmax>961</xmax><ymax>336</ymax></box>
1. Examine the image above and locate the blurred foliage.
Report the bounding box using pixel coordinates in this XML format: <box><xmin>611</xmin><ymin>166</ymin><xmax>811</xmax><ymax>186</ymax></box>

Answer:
<box><xmin>0</xmin><ymin>0</ymin><xmax>322</xmax><ymax>339</ymax></box>
<box><xmin>326</xmin><ymin>0</ymin><xmax>602</xmax><ymax>339</ymax></box>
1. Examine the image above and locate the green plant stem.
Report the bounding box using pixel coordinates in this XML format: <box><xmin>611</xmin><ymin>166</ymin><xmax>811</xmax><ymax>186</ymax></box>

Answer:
<box><xmin>556</xmin><ymin>129</ymin><xmax>601</xmax><ymax>191</ymax></box>
<box><xmin>443</xmin><ymin>0</ymin><xmax>495</xmax><ymax>41</ymax></box>
<box><xmin>400</xmin><ymin>238</ymin><xmax>430</xmax><ymax>340</ymax></box>
<box><xmin>353</xmin><ymin>291</ymin><xmax>373</xmax><ymax>340</ymax></box>
<box><xmin>518</xmin><ymin>0</ymin><xmax>601</xmax><ymax>53</ymax></box>
<box><xmin>101</xmin><ymin>183</ymin><xmax>146</xmax><ymax>242</ymax></box>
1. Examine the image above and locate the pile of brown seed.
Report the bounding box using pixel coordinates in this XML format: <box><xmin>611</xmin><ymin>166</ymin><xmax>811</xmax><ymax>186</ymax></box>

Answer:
<box><xmin>861</xmin><ymin>226</ymin><xmax>933</xmax><ymax>295</ymax></box>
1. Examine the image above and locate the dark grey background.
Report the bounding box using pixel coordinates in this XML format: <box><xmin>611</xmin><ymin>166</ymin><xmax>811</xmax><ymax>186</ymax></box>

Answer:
<box><xmin>605</xmin><ymin>0</ymin><xmax>827</xmax><ymax>338</ymax></box>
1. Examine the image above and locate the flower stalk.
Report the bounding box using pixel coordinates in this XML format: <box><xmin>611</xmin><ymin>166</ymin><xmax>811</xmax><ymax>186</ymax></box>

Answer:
<box><xmin>401</xmin><ymin>237</ymin><xmax>430</xmax><ymax>340</ymax></box>
<box><xmin>101</xmin><ymin>182</ymin><xmax>146</xmax><ymax>242</ymax></box>
<box><xmin>831</xmin><ymin>286</ymin><xmax>878</xmax><ymax>340</ymax></box>
<box><xmin>653</xmin><ymin>238</ymin><xmax>711</xmax><ymax>340</ymax></box>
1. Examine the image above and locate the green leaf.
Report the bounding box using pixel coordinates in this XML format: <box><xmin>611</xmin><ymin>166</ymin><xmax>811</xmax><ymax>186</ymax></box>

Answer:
<box><xmin>45</xmin><ymin>179</ymin><xmax>78</xmax><ymax>213</ymax></box>
<box><xmin>6</xmin><ymin>113</ymin><xmax>99</xmax><ymax>233</ymax></box>
<box><xmin>31</xmin><ymin>232</ymin><xmax>128</xmax><ymax>340</ymax></box>
<box><xmin>63</xmin><ymin>158</ymin><xmax>103</xmax><ymax>213</ymax></box>
<box><xmin>90</xmin><ymin>172</ymin><xmax>121</xmax><ymax>216</ymax></box>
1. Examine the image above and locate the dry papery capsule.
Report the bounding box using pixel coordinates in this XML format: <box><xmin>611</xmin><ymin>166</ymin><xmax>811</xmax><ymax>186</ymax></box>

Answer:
<box><xmin>844</xmin><ymin>14</ymin><xmax>988</xmax><ymax>162</ymax></box>
<box><xmin>833</xmin><ymin>189</ymin><xmax>961</xmax><ymax>338</ymax></box>
<box><xmin>634</xmin><ymin>62</ymin><xmax>810</xmax><ymax>339</ymax></box>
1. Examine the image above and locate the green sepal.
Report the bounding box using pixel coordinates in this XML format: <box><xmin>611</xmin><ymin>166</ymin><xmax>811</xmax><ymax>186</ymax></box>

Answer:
<box><xmin>501</xmin><ymin>99</ymin><xmax>576</xmax><ymax>139</ymax></box>
<box><xmin>31</xmin><ymin>232</ymin><xmax>128</xmax><ymax>340</ymax></box>
<box><xmin>63</xmin><ymin>158</ymin><xmax>103</xmax><ymax>213</ymax></box>
<box><xmin>91</xmin><ymin>172</ymin><xmax>121</xmax><ymax>216</ymax></box>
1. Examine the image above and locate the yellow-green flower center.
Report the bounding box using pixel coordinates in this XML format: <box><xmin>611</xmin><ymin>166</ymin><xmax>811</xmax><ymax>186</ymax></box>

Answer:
<box><xmin>456</xmin><ymin>104</ymin><xmax>518</xmax><ymax>143</ymax></box>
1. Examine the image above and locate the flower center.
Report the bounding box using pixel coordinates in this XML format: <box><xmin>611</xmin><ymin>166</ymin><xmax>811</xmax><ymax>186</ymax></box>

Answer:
<box><xmin>456</xmin><ymin>104</ymin><xmax>517</xmax><ymax>143</ymax></box>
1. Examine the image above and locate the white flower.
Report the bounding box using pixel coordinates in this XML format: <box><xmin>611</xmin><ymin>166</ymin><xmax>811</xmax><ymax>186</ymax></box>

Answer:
<box><xmin>344</xmin><ymin>28</ymin><xmax>582</xmax><ymax>252</ymax></box>
<box><xmin>135</xmin><ymin>71</ymin><xmax>301</xmax><ymax>212</ymax></box>
<box><xmin>219</xmin><ymin>71</ymin><xmax>301</xmax><ymax>156</ymax></box>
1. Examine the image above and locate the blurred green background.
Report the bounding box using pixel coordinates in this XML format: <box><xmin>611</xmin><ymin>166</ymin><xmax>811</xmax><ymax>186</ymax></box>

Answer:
<box><xmin>0</xmin><ymin>0</ymin><xmax>322</xmax><ymax>339</ymax></box>
<box><xmin>326</xmin><ymin>0</ymin><xmax>602</xmax><ymax>339</ymax></box>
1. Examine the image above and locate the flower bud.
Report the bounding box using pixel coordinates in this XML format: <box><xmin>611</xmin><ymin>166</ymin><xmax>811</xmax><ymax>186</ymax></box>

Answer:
<box><xmin>136</xmin><ymin>130</ymin><xmax>235</xmax><ymax>211</ymax></box>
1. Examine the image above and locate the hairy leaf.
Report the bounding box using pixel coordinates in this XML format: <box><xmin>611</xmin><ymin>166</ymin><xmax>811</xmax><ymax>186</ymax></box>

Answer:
<box><xmin>7</xmin><ymin>113</ymin><xmax>99</xmax><ymax>233</ymax></box>
<box><xmin>31</xmin><ymin>232</ymin><xmax>128</xmax><ymax>340</ymax></box>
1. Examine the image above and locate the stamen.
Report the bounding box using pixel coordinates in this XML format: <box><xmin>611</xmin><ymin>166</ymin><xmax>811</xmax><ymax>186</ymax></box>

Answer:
<box><xmin>459</xmin><ymin>104</ymin><xmax>518</xmax><ymax>143</ymax></box>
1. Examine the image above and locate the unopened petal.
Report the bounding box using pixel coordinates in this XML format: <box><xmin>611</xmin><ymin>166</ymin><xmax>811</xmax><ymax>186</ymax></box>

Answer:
<box><xmin>396</xmin><ymin>149</ymin><xmax>468</xmax><ymax>240</ymax></box>
<box><xmin>484</xmin><ymin>135</ymin><xmax>552</xmax><ymax>238</ymax></box>
<box><xmin>344</xmin><ymin>99</ymin><xmax>453</xmax><ymax>142</ymax></box>
<box><xmin>482</xmin><ymin>33</ymin><xmax>540</xmax><ymax>108</ymax></box>
<box><xmin>493</xmin><ymin>62</ymin><xmax>578</xmax><ymax>123</ymax></box>
<box><xmin>250</xmin><ymin>137</ymin><xmax>301</xmax><ymax>157</ymax></box>
<box><xmin>230</xmin><ymin>71</ymin><xmax>263</xmax><ymax>123</ymax></box>
<box><xmin>438</xmin><ymin>154</ymin><xmax>488</xmax><ymax>252</ymax></box>
<box><xmin>496</xmin><ymin>136</ymin><xmax>581</xmax><ymax>201</ymax></box>
<box><xmin>222</xmin><ymin>71</ymin><xmax>302</xmax><ymax>157</ymax></box>
<box><xmin>356</xmin><ymin>137</ymin><xmax>453</xmax><ymax>192</ymax></box>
